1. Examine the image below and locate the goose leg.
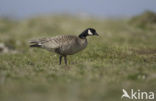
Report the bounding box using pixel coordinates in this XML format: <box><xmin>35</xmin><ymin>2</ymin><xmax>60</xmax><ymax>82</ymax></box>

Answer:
<box><xmin>64</xmin><ymin>56</ymin><xmax>67</xmax><ymax>65</ymax></box>
<box><xmin>59</xmin><ymin>56</ymin><xmax>62</xmax><ymax>65</ymax></box>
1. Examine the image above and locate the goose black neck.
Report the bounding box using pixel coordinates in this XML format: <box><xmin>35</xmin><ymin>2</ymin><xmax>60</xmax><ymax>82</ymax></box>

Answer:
<box><xmin>79</xmin><ymin>31</ymin><xmax>87</xmax><ymax>39</ymax></box>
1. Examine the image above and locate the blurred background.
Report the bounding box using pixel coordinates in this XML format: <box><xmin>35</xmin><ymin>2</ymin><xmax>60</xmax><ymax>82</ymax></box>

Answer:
<box><xmin>0</xmin><ymin>0</ymin><xmax>156</xmax><ymax>18</ymax></box>
<box><xmin>0</xmin><ymin>0</ymin><xmax>156</xmax><ymax>101</ymax></box>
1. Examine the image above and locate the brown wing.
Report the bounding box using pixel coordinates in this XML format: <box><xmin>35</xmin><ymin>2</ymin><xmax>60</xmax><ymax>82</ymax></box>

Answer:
<box><xmin>29</xmin><ymin>35</ymin><xmax>77</xmax><ymax>49</ymax></box>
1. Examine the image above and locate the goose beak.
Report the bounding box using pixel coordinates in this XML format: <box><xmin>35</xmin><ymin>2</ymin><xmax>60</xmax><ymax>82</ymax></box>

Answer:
<box><xmin>95</xmin><ymin>32</ymin><xmax>99</xmax><ymax>36</ymax></box>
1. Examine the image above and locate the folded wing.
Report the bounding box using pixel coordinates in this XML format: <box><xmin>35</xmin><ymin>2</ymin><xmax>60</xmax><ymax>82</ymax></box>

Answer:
<box><xmin>29</xmin><ymin>35</ymin><xmax>77</xmax><ymax>49</ymax></box>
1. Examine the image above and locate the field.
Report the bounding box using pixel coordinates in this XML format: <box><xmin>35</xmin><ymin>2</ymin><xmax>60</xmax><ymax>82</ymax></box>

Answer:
<box><xmin>0</xmin><ymin>15</ymin><xmax>156</xmax><ymax>101</ymax></box>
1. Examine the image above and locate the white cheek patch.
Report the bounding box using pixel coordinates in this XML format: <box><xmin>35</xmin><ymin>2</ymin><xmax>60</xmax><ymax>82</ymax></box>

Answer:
<box><xmin>88</xmin><ymin>30</ymin><xmax>93</xmax><ymax>35</ymax></box>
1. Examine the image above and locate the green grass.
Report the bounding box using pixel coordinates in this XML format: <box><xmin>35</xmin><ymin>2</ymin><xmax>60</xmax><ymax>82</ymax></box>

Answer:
<box><xmin>0</xmin><ymin>15</ymin><xmax>156</xmax><ymax>101</ymax></box>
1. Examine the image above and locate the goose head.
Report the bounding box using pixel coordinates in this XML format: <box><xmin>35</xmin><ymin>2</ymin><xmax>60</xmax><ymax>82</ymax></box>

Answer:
<box><xmin>79</xmin><ymin>28</ymin><xmax>99</xmax><ymax>38</ymax></box>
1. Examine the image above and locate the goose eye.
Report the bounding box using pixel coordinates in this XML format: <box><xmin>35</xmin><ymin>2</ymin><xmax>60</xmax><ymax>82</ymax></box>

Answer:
<box><xmin>92</xmin><ymin>30</ymin><xmax>95</xmax><ymax>33</ymax></box>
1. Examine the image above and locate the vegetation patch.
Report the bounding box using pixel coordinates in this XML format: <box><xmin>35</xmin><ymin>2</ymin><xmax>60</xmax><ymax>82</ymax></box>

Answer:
<box><xmin>129</xmin><ymin>11</ymin><xmax>156</xmax><ymax>29</ymax></box>
<box><xmin>0</xmin><ymin>15</ymin><xmax>156</xmax><ymax>101</ymax></box>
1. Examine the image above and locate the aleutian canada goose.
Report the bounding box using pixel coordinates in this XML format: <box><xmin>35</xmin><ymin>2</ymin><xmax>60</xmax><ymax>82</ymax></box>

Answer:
<box><xmin>29</xmin><ymin>28</ymin><xmax>99</xmax><ymax>65</ymax></box>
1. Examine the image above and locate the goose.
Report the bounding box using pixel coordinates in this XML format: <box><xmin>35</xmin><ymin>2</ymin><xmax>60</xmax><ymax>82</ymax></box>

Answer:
<box><xmin>29</xmin><ymin>28</ymin><xmax>99</xmax><ymax>65</ymax></box>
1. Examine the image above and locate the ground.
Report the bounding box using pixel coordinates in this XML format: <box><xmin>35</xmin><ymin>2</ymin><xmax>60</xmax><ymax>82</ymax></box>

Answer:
<box><xmin>0</xmin><ymin>15</ymin><xmax>156</xmax><ymax>101</ymax></box>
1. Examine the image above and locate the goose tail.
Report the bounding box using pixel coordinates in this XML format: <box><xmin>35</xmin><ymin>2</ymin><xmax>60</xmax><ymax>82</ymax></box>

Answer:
<box><xmin>30</xmin><ymin>44</ymin><xmax>41</xmax><ymax>47</ymax></box>
<box><xmin>29</xmin><ymin>40</ymin><xmax>42</xmax><ymax>48</ymax></box>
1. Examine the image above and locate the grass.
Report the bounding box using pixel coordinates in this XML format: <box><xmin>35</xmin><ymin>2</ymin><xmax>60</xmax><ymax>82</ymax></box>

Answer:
<box><xmin>0</xmin><ymin>15</ymin><xmax>156</xmax><ymax>101</ymax></box>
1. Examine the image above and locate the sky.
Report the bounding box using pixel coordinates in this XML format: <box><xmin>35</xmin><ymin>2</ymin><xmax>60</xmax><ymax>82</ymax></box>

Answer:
<box><xmin>0</xmin><ymin>0</ymin><xmax>156</xmax><ymax>18</ymax></box>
